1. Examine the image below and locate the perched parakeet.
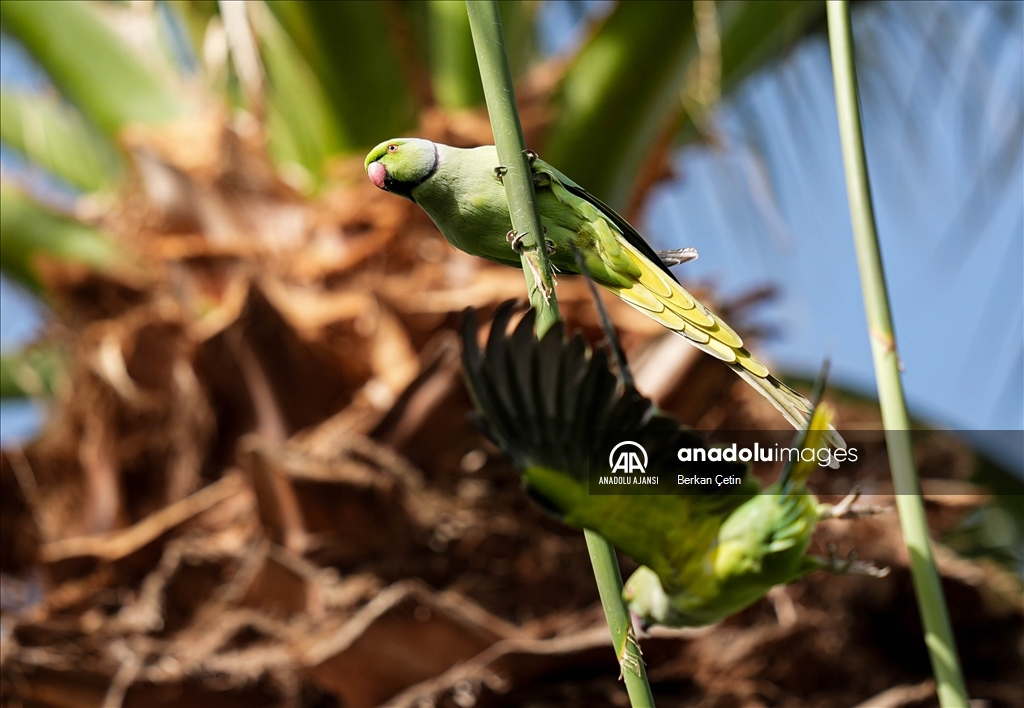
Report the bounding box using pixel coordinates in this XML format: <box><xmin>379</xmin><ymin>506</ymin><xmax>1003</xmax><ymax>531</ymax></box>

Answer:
<box><xmin>365</xmin><ymin>139</ymin><xmax>844</xmax><ymax>450</ymax></box>
<box><xmin>461</xmin><ymin>302</ymin><xmax>885</xmax><ymax>628</ymax></box>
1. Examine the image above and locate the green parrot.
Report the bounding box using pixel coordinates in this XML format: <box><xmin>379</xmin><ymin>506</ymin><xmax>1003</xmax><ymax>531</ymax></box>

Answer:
<box><xmin>461</xmin><ymin>302</ymin><xmax>886</xmax><ymax>629</ymax></box>
<box><xmin>365</xmin><ymin>138</ymin><xmax>844</xmax><ymax>450</ymax></box>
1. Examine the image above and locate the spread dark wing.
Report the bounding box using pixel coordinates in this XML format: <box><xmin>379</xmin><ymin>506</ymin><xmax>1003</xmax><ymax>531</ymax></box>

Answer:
<box><xmin>460</xmin><ymin>303</ymin><xmax>757</xmax><ymax>583</ymax></box>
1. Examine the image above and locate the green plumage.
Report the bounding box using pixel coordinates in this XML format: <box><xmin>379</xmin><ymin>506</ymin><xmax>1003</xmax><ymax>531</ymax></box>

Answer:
<box><xmin>461</xmin><ymin>303</ymin><xmax>883</xmax><ymax>628</ymax></box>
<box><xmin>366</xmin><ymin>138</ymin><xmax>845</xmax><ymax>451</ymax></box>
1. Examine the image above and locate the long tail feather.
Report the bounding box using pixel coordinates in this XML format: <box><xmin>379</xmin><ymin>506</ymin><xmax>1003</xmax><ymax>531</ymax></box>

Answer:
<box><xmin>730</xmin><ymin>366</ymin><xmax>846</xmax><ymax>453</ymax></box>
<box><xmin>609</xmin><ymin>242</ymin><xmax>846</xmax><ymax>452</ymax></box>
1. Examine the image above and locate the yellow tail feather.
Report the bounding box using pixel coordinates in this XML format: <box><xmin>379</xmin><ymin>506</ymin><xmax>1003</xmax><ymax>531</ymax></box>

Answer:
<box><xmin>610</xmin><ymin>244</ymin><xmax>847</xmax><ymax>453</ymax></box>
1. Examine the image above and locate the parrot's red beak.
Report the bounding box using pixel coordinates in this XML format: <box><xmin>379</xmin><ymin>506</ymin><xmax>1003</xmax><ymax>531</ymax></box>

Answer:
<box><xmin>367</xmin><ymin>161</ymin><xmax>387</xmax><ymax>190</ymax></box>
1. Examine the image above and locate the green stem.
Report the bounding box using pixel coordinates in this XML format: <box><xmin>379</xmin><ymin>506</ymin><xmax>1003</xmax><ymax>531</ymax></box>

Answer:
<box><xmin>465</xmin><ymin>0</ymin><xmax>559</xmax><ymax>338</ymax></box>
<box><xmin>826</xmin><ymin>4</ymin><xmax>968</xmax><ymax>706</ymax></box>
<box><xmin>585</xmin><ymin>529</ymin><xmax>655</xmax><ymax>706</ymax></box>
<box><xmin>466</xmin><ymin>3</ymin><xmax>652</xmax><ymax>704</ymax></box>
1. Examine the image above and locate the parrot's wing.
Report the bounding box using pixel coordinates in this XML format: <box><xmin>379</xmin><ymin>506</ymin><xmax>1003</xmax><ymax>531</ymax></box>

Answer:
<box><xmin>461</xmin><ymin>302</ymin><xmax>758</xmax><ymax>592</ymax></box>
<box><xmin>532</xmin><ymin>159</ymin><xmax>681</xmax><ymax>284</ymax></box>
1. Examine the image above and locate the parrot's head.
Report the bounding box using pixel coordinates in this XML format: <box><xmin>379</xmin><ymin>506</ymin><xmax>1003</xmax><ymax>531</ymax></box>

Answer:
<box><xmin>365</xmin><ymin>138</ymin><xmax>439</xmax><ymax>201</ymax></box>
<box><xmin>622</xmin><ymin>566</ymin><xmax>671</xmax><ymax>629</ymax></box>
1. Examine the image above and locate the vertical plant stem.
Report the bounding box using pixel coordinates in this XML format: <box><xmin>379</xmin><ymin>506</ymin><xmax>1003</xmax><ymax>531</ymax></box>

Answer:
<box><xmin>826</xmin><ymin>3</ymin><xmax>969</xmax><ymax>706</ymax></box>
<box><xmin>584</xmin><ymin>529</ymin><xmax>654</xmax><ymax>706</ymax></box>
<box><xmin>465</xmin><ymin>0</ymin><xmax>560</xmax><ymax>338</ymax></box>
<box><xmin>466</xmin><ymin>3</ymin><xmax>653</xmax><ymax>705</ymax></box>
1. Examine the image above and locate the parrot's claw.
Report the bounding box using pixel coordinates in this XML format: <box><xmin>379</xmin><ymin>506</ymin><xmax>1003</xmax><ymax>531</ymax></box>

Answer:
<box><xmin>506</xmin><ymin>229</ymin><xmax>524</xmax><ymax>252</ymax></box>
<box><xmin>496</xmin><ymin>152</ymin><xmax>541</xmax><ymax>183</ymax></box>
<box><xmin>818</xmin><ymin>487</ymin><xmax>889</xmax><ymax>521</ymax></box>
<box><xmin>506</xmin><ymin>230</ymin><xmax>555</xmax><ymax>258</ymax></box>
<box><xmin>819</xmin><ymin>544</ymin><xmax>890</xmax><ymax>578</ymax></box>
<box><xmin>656</xmin><ymin>247</ymin><xmax>700</xmax><ymax>267</ymax></box>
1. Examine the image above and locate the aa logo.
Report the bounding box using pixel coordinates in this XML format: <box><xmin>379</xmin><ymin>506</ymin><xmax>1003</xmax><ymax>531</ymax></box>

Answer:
<box><xmin>608</xmin><ymin>441</ymin><xmax>648</xmax><ymax>474</ymax></box>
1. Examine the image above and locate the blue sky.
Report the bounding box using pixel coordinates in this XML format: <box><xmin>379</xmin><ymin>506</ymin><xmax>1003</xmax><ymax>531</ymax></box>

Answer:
<box><xmin>642</xmin><ymin>1</ymin><xmax>1023</xmax><ymax>436</ymax></box>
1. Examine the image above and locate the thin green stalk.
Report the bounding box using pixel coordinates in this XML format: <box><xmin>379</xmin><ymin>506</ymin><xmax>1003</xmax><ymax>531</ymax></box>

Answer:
<box><xmin>826</xmin><ymin>4</ymin><xmax>969</xmax><ymax>706</ymax></box>
<box><xmin>465</xmin><ymin>0</ymin><xmax>560</xmax><ymax>338</ymax></box>
<box><xmin>466</xmin><ymin>3</ymin><xmax>653</xmax><ymax>705</ymax></box>
<box><xmin>584</xmin><ymin>528</ymin><xmax>653</xmax><ymax>705</ymax></box>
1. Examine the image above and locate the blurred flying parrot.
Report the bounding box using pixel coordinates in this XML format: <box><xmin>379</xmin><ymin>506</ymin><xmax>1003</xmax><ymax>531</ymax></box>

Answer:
<box><xmin>365</xmin><ymin>138</ymin><xmax>845</xmax><ymax>450</ymax></box>
<box><xmin>461</xmin><ymin>302</ymin><xmax>886</xmax><ymax>629</ymax></box>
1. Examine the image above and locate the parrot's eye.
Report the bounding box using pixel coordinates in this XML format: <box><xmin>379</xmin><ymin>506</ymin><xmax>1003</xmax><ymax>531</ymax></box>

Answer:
<box><xmin>387</xmin><ymin>144</ymin><xmax>397</xmax><ymax>153</ymax></box>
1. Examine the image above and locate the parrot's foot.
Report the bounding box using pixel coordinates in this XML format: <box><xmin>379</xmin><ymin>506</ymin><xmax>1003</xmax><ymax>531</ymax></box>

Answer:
<box><xmin>656</xmin><ymin>247</ymin><xmax>700</xmax><ymax>267</ymax></box>
<box><xmin>494</xmin><ymin>152</ymin><xmax>538</xmax><ymax>182</ymax></box>
<box><xmin>818</xmin><ymin>487</ymin><xmax>889</xmax><ymax>521</ymax></box>
<box><xmin>506</xmin><ymin>229</ymin><xmax>524</xmax><ymax>252</ymax></box>
<box><xmin>507</xmin><ymin>231</ymin><xmax>556</xmax><ymax>296</ymax></box>
<box><xmin>817</xmin><ymin>544</ymin><xmax>890</xmax><ymax>578</ymax></box>
<box><xmin>506</xmin><ymin>231</ymin><xmax>555</xmax><ymax>257</ymax></box>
